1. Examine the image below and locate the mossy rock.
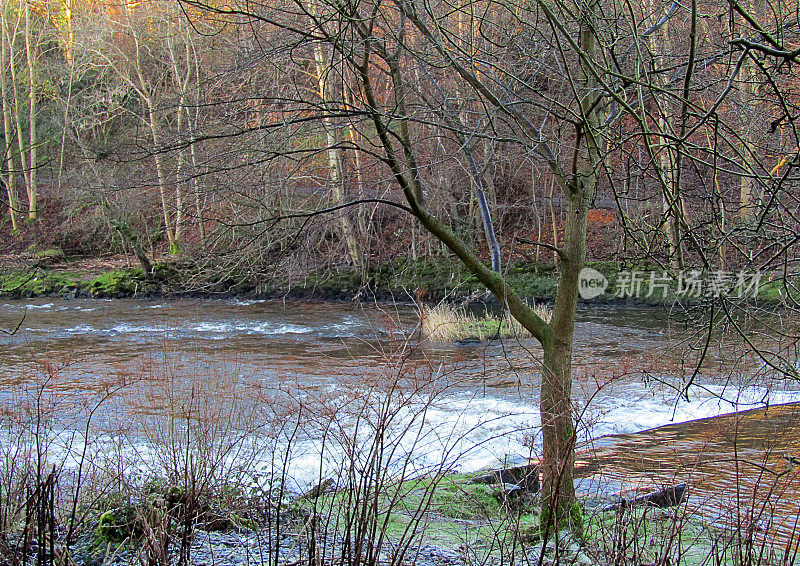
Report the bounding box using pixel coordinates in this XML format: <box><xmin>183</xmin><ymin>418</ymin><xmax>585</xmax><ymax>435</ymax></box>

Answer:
<box><xmin>0</xmin><ymin>269</ymin><xmax>87</xmax><ymax>297</ymax></box>
<box><xmin>96</xmin><ymin>504</ymin><xmax>139</xmax><ymax>544</ymax></box>
<box><xmin>34</xmin><ymin>248</ymin><xmax>66</xmax><ymax>265</ymax></box>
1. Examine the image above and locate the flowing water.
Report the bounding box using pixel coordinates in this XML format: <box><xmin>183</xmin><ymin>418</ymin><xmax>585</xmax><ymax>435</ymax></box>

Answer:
<box><xmin>2</xmin><ymin>298</ymin><xmax>800</xmax><ymax>545</ymax></box>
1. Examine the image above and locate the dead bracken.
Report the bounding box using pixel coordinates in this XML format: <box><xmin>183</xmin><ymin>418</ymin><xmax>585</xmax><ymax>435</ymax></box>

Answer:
<box><xmin>421</xmin><ymin>302</ymin><xmax>552</xmax><ymax>342</ymax></box>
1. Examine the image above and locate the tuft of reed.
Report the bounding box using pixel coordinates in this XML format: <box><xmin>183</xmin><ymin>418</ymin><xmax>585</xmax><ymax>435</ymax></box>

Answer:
<box><xmin>421</xmin><ymin>302</ymin><xmax>552</xmax><ymax>342</ymax></box>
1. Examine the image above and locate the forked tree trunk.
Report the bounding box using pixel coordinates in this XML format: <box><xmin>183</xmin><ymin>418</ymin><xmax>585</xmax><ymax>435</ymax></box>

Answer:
<box><xmin>310</xmin><ymin>5</ymin><xmax>361</xmax><ymax>268</ymax></box>
<box><xmin>362</xmin><ymin>0</ymin><xmax>599</xmax><ymax>534</ymax></box>
<box><xmin>0</xmin><ymin>9</ymin><xmax>18</xmax><ymax>231</ymax></box>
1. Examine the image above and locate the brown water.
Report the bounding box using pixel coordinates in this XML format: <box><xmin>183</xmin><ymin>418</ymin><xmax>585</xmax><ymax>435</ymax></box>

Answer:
<box><xmin>2</xmin><ymin>297</ymin><xmax>800</xmax><ymax>545</ymax></box>
<box><xmin>581</xmin><ymin>403</ymin><xmax>800</xmax><ymax>552</ymax></box>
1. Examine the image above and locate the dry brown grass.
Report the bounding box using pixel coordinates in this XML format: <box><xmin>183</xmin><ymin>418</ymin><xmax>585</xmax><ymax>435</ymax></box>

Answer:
<box><xmin>421</xmin><ymin>302</ymin><xmax>552</xmax><ymax>342</ymax></box>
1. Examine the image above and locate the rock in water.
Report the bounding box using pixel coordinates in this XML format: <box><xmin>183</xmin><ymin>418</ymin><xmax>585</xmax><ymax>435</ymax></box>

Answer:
<box><xmin>603</xmin><ymin>482</ymin><xmax>687</xmax><ymax>511</ymax></box>
<box><xmin>470</xmin><ymin>455</ymin><xmax>539</xmax><ymax>493</ymax></box>
<box><xmin>300</xmin><ymin>478</ymin><xmax>335</xmax><ymax>500</ymax></box>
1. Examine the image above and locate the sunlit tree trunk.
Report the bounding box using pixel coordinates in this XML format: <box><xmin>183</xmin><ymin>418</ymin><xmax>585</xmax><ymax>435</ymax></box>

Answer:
<box><xmin>61</xmin><ymin>0</ymin><xmax>73</xmax><ymax>63</ymax></box>
<box><xmin>0</xmin><ymin>8</ymin><xmax>17</xmax><ymax>231</ymax></box>
<box><xmin>24</xmin><ymin>0</ymin><xmax>36</xmax><ymax>219</ymax></box>
<box><xmin>310</xmin><ymin>4</ymin><xmax>361</xmax><ymax>268</ymax></box>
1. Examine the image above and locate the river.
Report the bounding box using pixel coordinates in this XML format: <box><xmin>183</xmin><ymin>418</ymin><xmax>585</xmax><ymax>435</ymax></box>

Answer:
<box><xmin>1</xmin><ymin>298</ymin><xmax>799</xmax><ymax>523</ymax></box>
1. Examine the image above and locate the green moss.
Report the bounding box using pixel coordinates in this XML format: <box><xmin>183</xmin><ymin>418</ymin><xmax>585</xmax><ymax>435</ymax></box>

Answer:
<box><xmin>96</xmin><ymin>504</ymin><xmax>139</xmax><ymax>544</ymax></box>
<box><xmin>507</xmin><ymin>271</ymin><xmax>558</xmax><ymax>300</ymax></box>
<box><xmin>0</xmin><ymin>268</ymin><xmax>88</xmax><ymax>297</ymax></box>
<box><xmin>420</xmin><ymin>478</ymin><xmax>500</xmax><ymax>520</ymax></box>
<box><xmin>757</xmin><ymin>275</ymin><xmax>800</xmax><ymax>303</ymax></box>
<box><xmin>34</xmin><ymin>248</ymin><xmax>66</xmax><ymax>264</ymax></box>
<box><xmin>88</xmin><ymin>269</ymin><xmax>145</xmax><ymax>297</ymax></box>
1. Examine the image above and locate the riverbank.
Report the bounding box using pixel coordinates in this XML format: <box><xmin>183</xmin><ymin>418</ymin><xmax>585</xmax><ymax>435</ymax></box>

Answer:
<box><xmin>1</xmin><ymin>252</ymin><xmax>789</xmax><ymax>306</ymax></box>
<box><xmin>0</xmin><ymin>253</ymin><xmax>567</xmax><ymax>302</ymax></box>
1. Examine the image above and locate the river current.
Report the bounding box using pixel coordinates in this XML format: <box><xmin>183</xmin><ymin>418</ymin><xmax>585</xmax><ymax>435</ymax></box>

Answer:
<box><xmin>1</xmin><ymin>297</ymin><xmax>798</xmax><ymax>490</ymax></box>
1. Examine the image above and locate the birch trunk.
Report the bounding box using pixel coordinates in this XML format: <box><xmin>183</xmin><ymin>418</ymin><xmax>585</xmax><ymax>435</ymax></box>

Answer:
<box><xmin>311</xmin><ymin>21</ymin><xmax>360</xmax><ymax>267</ymax></box>
<box><xmin>146</xmin><ymin>98</ymin><xmax>177</xmax><ymax>254</ymax></box>
<box><xmin>0</xmin><ymin>9</ymin><xmax>17</xmax><ymax>231</ymax></box>
<box><xmin>24</xmin><ymin>0</ymin><xmax>35</xmax><ymax>219</ymax></box>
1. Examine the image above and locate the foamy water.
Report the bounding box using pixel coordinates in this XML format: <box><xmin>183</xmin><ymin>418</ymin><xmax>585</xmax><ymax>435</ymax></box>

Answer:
<box><xmin>3</xmin><ymin>298</ymin><xmax>798</xmax><ymax>490</ymax></box>
<box><xmin>19</xmin><ymin>381</ymin><xmax>798</xmax><ymax>493</ymax></box>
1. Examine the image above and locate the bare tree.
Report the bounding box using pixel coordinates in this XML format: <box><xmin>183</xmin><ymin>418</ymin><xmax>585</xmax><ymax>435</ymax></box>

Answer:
<box><xmin>179</xmin><ymin>0</ymin><xmax>616</xmax><ymax>533</ymax></box>
<box><xmin>142</xmin><ymin>0</ymin><xmax>800</xmax><ymax>535</ymax></box>
<box><xmin>85</xmin><ymin>0</ymin><xmax>192</xmax><ymax>254</ymax></box>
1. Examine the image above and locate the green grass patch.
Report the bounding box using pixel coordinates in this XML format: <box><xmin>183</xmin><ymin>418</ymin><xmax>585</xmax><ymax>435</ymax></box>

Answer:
<box><xmin>297</xmin><ymin>471</ymin><xmax>539</xmax><ymax>551</ymax></box>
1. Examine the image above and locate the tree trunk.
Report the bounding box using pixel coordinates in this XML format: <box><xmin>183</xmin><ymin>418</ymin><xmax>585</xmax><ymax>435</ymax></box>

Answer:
<box><xmin>168</xmin><ymin>39</ymin><xmax>192</xmax><ymax>244</ymax></box>
<box><xmin>738</xmin><ymin>0</ymin><xmax>764</xmax><ymax>221</ymax></box>
<box><xmin>24</xmin><ymin>0</ymin><xmax>36</xmax><ymax>220</ymax></box>
<box><xmin>111</xmin><ymin>219</ymin><xmax>153</xmax><ymax>276</ymax></box>
<box><xmin>345</xmin><ymin>87</ymin><xmax>368</xmax><ymax>275</ymax></box>
<box><xmin>537</xmin><ymin>0</ymin><xmax>599</xmax><ymax>535</ymax></box>
<box><xmin>0</xmin><ymin>9</ymin><xmax>18</xmax><ymax>231</ymax></box>
<box><xmin>189</xmin><ymin>36</ymin><xmax>205</xmax><ymax>248</ymax></box>
<box><xmin>654</xmin><ymin>10</ymin><xmax>684</xmax><ymax>270</ymax></box>
<box><xmin>539</xmin><ymin>188</ymin><xmax>586</xmax><ymax>536</ymax></box>
<box><xmin>310</xmin><ymin>8</ymin><xmax>361</xmax><ymax>268</ymax></box>
<box><xmin>173</xmin><ymin>98</ymin><xmax>186</xmax><ymax>244</ymax></box>
<box><xmin>189</xmin><ymin>133</ymin><xmax>205</xmax><ymax>248</ymax></box>
<box><xmin>61</xmin><ymin>0</ymin><xmax>73</xmax><ymax>63</ymax></box>
<box><xmin>361</xmin><ymin>0</ymin><xmax>598</xmax><ymax>534</ymax></box>
<box><xmin>146</xmin><ymin>99</ymin><xmax>178</xmax><ymax>254</ymax></box>
<box><xmin>57</xmin><ymin>46</ymin><xmax>75</xmax><ymax>194</ymax></box>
